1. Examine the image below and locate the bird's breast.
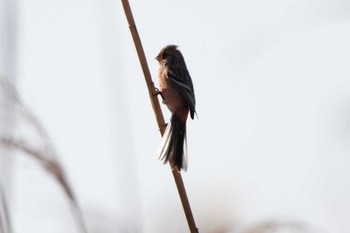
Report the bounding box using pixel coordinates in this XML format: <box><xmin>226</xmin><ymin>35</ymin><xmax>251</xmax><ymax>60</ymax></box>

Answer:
<box><xmin>158</xmin><ymin>66</ymin><xmax>189</xmax><ymax>120</ymax></box>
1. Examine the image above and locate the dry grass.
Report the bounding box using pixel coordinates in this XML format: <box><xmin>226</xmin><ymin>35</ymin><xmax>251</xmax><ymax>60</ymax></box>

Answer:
<box><xmin>0</xmin><ymin>79</ymin><xmax>87</xmax><ymax>233</ymax></box>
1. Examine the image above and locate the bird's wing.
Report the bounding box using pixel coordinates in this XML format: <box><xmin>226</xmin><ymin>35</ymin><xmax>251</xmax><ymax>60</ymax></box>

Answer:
<box><xmin>167</xmin><ymin>68</ymin><xmax>196</xmax><ymax>119</ymax></box>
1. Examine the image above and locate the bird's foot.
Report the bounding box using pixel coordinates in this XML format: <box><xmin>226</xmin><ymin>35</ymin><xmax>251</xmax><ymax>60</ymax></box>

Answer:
<box><xmin>153</xmin><ymin>87</ymin><xmax>164</xmax><ymax>100</ymax></box>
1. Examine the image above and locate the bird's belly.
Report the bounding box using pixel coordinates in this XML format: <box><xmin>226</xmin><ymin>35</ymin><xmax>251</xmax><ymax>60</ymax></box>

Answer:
<box><xmin>158</xmin><ymin>67</ymin><xmax>189</xmax><ymax>120</ymax></box>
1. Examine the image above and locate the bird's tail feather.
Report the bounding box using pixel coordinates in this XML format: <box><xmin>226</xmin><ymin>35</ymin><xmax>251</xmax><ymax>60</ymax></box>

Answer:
<box><xmin>157</xmin><ymin>115</ymin><xmax>187</xmax><ymax>171</ymax></box>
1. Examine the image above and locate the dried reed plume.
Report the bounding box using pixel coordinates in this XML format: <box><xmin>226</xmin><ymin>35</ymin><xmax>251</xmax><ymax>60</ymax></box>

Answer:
<box><xmin>0</xmin><ymin>79</ymin><xmax>87</xmax><ymax>233</ymax></box>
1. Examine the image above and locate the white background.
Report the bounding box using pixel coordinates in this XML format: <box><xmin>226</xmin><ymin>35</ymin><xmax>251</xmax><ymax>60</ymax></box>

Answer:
<box><xmin>3</xmin><ymin>0</ymin><xmax>350</xmax><ymax>232</ymax></box>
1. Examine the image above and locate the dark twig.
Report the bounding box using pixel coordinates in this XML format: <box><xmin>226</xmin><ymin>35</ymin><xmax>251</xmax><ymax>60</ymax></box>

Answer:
<box><xmin>120</xmin><ymin>1</ymin><xmax>199</xmax><ymax>232</ymax></box>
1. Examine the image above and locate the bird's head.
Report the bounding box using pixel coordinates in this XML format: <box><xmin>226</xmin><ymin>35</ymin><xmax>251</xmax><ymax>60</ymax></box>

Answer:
<box><xmin>155</xmin><ymin>45</ymin><xmax>180</xmax><ymax>66</ymax></box>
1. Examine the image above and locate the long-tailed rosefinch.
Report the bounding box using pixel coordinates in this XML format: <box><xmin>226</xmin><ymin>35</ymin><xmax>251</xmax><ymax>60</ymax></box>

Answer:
<box><xmin>156</xmin><ymin>45</ymin><xmax>196</xmax><ymax>172</ymax></box>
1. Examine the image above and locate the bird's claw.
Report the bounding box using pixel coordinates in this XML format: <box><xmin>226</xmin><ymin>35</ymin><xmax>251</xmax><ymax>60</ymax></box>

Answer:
<box><xmin>153</xmin><ymin>87</ymin><xmax>164</xmax><ymax>100</ymax></box>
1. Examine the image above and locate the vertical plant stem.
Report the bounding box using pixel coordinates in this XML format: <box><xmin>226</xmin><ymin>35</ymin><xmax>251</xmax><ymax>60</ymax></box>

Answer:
<box><xmin>0</xmin><ymin>184</ymin><xmax>12</xmax><ymax>233</ymax></box>
<box><xmin>120</xmin><ymin>1</ymin><xmax>199</xmax><ymax>232</ymax></box>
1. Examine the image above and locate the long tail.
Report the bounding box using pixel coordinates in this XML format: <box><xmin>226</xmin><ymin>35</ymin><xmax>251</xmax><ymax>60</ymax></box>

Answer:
<box><xmin>157</xmin><ymin>114</ymin><xmax>188</xmax><ymax>171</ymax></box>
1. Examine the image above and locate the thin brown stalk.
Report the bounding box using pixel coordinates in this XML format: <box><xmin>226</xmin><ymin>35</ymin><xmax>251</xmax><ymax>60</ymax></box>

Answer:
<box><xmin>120</xmin><ymin>1</ymin><xmax>199</xmax><ymax>232</ymax></box>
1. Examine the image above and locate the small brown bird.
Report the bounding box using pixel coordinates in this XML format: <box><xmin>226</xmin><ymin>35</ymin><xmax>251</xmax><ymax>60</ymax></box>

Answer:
<box><xmin>156</xmin><ymin>45</ymin><xmax>196</xmax><ymax>171</ymax></box>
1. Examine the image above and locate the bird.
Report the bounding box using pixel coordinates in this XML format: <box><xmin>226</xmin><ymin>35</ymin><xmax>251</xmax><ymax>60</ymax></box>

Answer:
<box><xmin>156</xmin><ymin>45</ymin><xmax>196</xmax><ymax>172</ymax></box>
